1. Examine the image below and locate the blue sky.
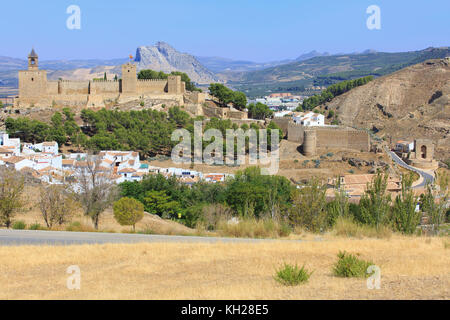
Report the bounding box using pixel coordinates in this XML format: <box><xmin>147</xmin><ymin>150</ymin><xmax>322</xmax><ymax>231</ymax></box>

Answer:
<box><xmin>1</xmin><ymin>0</ymin><xmax>449</xmax><ymax>62</ymax></box>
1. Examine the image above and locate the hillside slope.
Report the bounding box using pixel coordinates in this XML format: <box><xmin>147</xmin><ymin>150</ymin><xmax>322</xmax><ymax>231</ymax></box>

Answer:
<box><xmin>236</xmin><ymin>47</ymin><xmax>450</xmax><ymax>84</ymax></box>
<box><xmin>322</xmin><ymin>58</ymin><xmax>450</xmax><ymax>161</ymax></box>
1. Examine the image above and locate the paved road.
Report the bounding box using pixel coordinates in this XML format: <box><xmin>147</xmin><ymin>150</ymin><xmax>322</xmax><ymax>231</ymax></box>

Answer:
<box><xmin>387</xmin><ymin>150</ymin><xmax>434</xmax><ymax>188</ymax></box>
<box><xmin>0</xmin><ymin>229</ymin><xmax>303</xmax><ymax>246</ymax></box>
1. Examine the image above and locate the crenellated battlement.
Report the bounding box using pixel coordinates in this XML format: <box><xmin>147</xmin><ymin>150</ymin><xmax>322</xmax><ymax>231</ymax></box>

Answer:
<box><xmin>17</xmin><ymin>49</ymin><xmax>187</xmax><ymax>108</ymax></box>
<box><xmin>138</xmin><ymin>79</ymin><xmax>167</xmax><ymax>82</ymax></box>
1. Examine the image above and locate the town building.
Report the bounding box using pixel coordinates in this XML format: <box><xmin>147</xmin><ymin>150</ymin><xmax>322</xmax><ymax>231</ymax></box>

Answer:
<box><xmin>292</xmin><ymin>111</ymin><xmax>325</xmax><ymax>126</ymax></box>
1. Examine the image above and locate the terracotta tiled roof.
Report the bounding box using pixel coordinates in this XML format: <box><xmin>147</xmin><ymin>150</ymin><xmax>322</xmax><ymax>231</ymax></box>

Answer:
<box><xmin>62</xmin><ymin>159</ymin><xmax>75</xmax><ymax>165</ymax></box>
<box><xmin>118</xmin><ymin>168</ymin><xmax>136</xmax><ymax>173</ymax></box>
<box><xmin>4</xmin><ymin>156</ymin><xmax>25</xmax><ymax>164</ymax></box>
<box><xmin>42</xmin><ymin>141</ymin><xmax>57</xmax><ymax>146</ymax></box>
<box><xmin>0</xmin><ymin>147</ymin><xmax>13</xmax><ymax>154</ymax></box>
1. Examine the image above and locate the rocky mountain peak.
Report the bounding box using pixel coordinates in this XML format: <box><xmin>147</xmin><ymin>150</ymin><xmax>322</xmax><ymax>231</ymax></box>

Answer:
<box><xmin>134</xmin><ymin>42</ymin><xmax>217</xmax><ymax>84</ymax></box>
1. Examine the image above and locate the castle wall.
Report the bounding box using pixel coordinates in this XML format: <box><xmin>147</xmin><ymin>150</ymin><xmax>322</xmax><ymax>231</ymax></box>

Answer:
<box><xmin>347</xmin><ymin>130</ymin><xmax>371</xmax><ymax>151</ymax></box>
<box><xmin>272</xmin><ymin>118</ymin><xmax>290</xmax><ymax>136</ymax></box>
<box><xmin>46</xmin><ymin>81</ymin><xmax>59</xmax><ymax>95</ymax></box>
<box><xmin>18</xmin><ymin>56</ymin><xmax>188</xmax><ymax>107</ymax></box>
<box><xmin>203</xmin><ymin>104</ymin><xmax>226</xmax><ymax>118</ymax></box>
<box><xmin>137</xmin><ymin>79</ymin><xmax>168</xmax><ymax>93</ymax></box>
<box><xmin>90</xmin><ymin>80</ymin><xmax>120</xmax><ymax>94</ymax></box>
<box><xmin>287</xmin><ymin>122</ymin><xmax>305</xmax><ymax>144</ymax></box>
<box><xmin>228</xmin><ymin>110</ymin><xmax>248</xmax><ymax>119</ymax></box>
<box><xmin>59</xmin><ymin>80</ymin><xmax>89</xmax><ymax>95</ymax></box>
<box><xmin>287</xmin><ymin>121</ymin><xmax>370</xmax><ymax>156</ymax></box>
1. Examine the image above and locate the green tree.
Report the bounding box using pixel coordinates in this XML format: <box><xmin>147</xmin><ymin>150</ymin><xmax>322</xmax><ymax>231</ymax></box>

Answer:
<box><xmin>113</xmin><ymin>197</ymin><xmax>145</xmax><ymax>231</ymax></box>
<box><xmin>232</xmin><ymin>91</ymin><xmax>247</xmax><ymax>110</ymax></box>
<box><xmin>326</xmin><ymin>177</ymin><xmax>349</xmax><ymax>227</ymax></box>
<box><xmin>247</xmin><ymin>102</ymin><xmax>273</xmax><ymax>119</ymax></box>
<box><xmin>225</xmin><ymin>167</ymin><xmax>292</xmax><ymax>218</ymax></box>
<box><xmin>421</xmin><ymin>172</ymin><xmax>449</xmax><ymax>234</ymax></box>
<box><xmin>143</xmin><ymin>190</ymin><xmax>181</xmax><ymax>219</ymax></box>
<box><xmin>289</xmin><ymin>178</ymin><xmax>327</xmax><ymax>232</ymax></box>
<box><xmin>0</xmin><ymin>168</ymin><xmax>25</xmax><ymax>228</ymax></box>
<box><xmin>391</xmin><ymin>174</ymin><xmax>420</xmax><ymax>234</ymax></box>
<box><xmin>358</xmin><ymin>171</ymin><xmax>391</xmax><ymax>228</ymax></box>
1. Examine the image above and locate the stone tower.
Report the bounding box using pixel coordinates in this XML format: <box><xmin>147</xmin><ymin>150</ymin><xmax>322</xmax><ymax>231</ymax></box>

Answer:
<box><xmin>121</xmin><ymin>63</ymin><xmax>137</xmax><ymax>94</ymax></box>
<box><xmin>303</xmin><ymin>130</ymin><xmax>317</xmax><ymax>156</ymax></box>
<box><xmin>167</xmin><ymin>75</ymin><xmax>182</xmax><ymax>94</ymax></box>
<box><xmin>18</xmin><ymin>48</ymin><xmax>47</xmax><ymax>102</ymax></box>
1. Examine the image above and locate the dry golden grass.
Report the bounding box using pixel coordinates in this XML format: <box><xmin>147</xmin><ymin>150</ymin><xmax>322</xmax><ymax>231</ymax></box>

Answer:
<box><xmin>0</xmin><ymin>236</ymin><xmax>448</xmax><ymax>299</ymax></box>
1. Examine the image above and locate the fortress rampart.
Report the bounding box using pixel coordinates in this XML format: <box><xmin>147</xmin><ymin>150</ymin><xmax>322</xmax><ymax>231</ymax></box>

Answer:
<box><xmin>287</xmin><ymin>121</ymin><xmax>370</xmax><ymax>156</ymax></box>
<box><xmin>16</xmin><ymin>50</ymin><xmax>186</xmax><ymax>108</ymax></box>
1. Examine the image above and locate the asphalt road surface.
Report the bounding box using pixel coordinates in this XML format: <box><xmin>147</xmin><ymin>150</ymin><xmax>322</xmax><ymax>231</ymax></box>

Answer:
<box><xmin>0</xmin><ymin>229</ymin><xmax>303</xmax><ymax>246</ymax></box>
<box><xmin>387</xmin><ymin>150</ymin><xmax>434</xmax><ymax>188</ymax></box>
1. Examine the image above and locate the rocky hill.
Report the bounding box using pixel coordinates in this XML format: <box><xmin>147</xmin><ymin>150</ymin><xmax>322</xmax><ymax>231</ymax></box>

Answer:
<box><xmin>321</xmin><ymin>58</ymin><xmax>450</xmax><ymax>161</ymax></box>
<box><xmin>134</xmin><ymin>42</ymin><xmax>217</xmax><ymax>84</ymax></box>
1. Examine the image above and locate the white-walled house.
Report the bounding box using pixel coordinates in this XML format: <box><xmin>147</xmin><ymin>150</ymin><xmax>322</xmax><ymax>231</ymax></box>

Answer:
<box><xmin>292</xmin><ymin>111</ymin><xmax>325</xmax><ymax>126</ymax></box>
<box><xmin>3</xmin><ymin>156</ymin><xmax>34</xmax><ymax>171</ymax></box>
<box><xmin>25</xmin><ymin>154</ymin><xmax>63</xmax><ymax>171</ymax></box>
<box><xmin>0</xmin><ymin>132</ymin><xmax>21</xmax><ymax>155</ymax></box>
<box><xmin>395</xmin><ymin>141</ymin><xmax>415</xmax><ymax>153</ymax></box>
<box><xmin>22</xmin><ymin>141</ymin><xmax>59</xmax><ymax>156</ymax></box>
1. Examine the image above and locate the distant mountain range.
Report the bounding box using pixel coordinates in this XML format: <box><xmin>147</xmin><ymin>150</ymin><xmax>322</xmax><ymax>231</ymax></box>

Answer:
<box><xmin>227</xmin><ymin>47</ymin><xmax>450</xmax><ymax>97</ymax></box>
<box><xmin>1</xmin><ymin>44</ymin><xmax>449</xmax><ymax>98</ymax></box>
<box><xmin>196</xmin><ymin>50</ymin><xmax>331</xmax><ymax>73</ymax></box>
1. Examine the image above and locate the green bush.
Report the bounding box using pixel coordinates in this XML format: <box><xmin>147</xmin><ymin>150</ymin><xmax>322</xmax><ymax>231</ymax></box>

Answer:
<box><xmin>29</xmin><ymin>223</ymin><xmax>42</xmax><ymax>230</ymax></box>
<box><xmin>65</xmin><ymin>221</ymin><xmax>95</xmax><ymax>232</ymax></box>
<box><xmin>333</xmin><ymin>251</ymin><xmax>374</xmax><ymax>278</ymax></box>
<box><xmin>12</xmin><ymin>220</ymin><xmax>26</xmax><ymax>230</ymax></box>
<box><xmin>274</xmin><ymin>263</ymin><xmax>313</xmax><ymax>286</ymax></box>
<box><xmin>216</xmin><ymin>218</ymin><xmax>291</xmax><ymax>239</ymax></box>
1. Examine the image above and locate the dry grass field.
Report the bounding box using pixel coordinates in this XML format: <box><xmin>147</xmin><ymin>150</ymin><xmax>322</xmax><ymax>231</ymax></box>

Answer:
<box><xmin>0</xmin><ymin>236</ymin><xmax>448</xmax><ymax>299</ymax></box>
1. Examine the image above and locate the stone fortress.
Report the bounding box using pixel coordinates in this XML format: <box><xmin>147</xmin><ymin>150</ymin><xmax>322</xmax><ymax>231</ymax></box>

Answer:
<box><xmin>273</xmin><ymin>117</ymin><xmax>371</xmax><ymax>156</ymax></box>
<box><xmin>16</xmin><ymin>49</ymin><xmax>193</xmax><ymax>108</ymax></box>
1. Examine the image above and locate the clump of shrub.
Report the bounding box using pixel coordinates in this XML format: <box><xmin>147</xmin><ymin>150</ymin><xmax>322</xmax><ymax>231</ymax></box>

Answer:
<box><xmin>216</xmin><ymin>218</ymin><xmax>291</xmax><ymax>239</ymax></box>
<box><xmin>29</xmin><ymin>223</ymin><xmax>43</xmax><ymax>230</ymax></box>
<box><xmin>274</xmin><ymin>263</ymin><xmax>313</xmax><ymax>286</ymax></box>
<box><xmin>12</xmin><ymin>220</ymin><xmax>26</xmax><ymax>230</ymax></box>
<box><xmin>314</xmin><ymin>160</ymin><xmax>320</xmax><ymax>168</ymax></box>
<box><xmin>333</xmin><ymin>216</ymin><xmax>391</xmax><ymax>239</ymax></box>
<box><xmin>333</xmin><ymin>251</ymin><xmax>374</xmax><ymax>278</ymax></box>
<box><xmin>65</xmin><ymin>221</ymin><xmax>95</xmax><ymax>232</ymax></box>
